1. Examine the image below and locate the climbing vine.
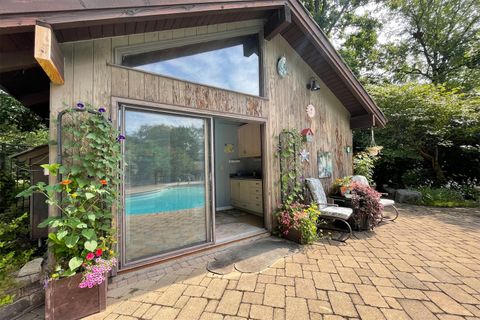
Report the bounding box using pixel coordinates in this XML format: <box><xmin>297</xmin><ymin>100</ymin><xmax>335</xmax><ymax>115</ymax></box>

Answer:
<box><xmin>279</xmin><ymin>129</ymin><xmax>304</xmax><ymax>205</ymax></box>
<box><xmin>19</xmin><ymin>103</ymin><xmax>123</xmax><ymax>282</ymax></box>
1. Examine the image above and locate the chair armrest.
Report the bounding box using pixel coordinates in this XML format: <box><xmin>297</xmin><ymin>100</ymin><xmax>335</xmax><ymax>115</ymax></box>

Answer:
<box><xmin>318</xmin><ymin>202</ymin><xmax>339</xmax><ymax>207</ymax></box>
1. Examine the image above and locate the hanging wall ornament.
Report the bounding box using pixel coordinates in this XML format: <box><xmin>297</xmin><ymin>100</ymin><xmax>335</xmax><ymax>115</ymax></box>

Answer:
<box><xmin>300</xmin><ymin>149</ymin><xmax>310</xmax><ymax>163</ymax></box>
<box><xmin>306</xmin><ymin>104</ymin><xmax>315</xmax><ymax>118</ymax></box>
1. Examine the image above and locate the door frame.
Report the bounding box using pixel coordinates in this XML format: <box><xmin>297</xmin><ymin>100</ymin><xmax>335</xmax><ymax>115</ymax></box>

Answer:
<box><xmin>117</xmin><ymin>102</ymin><xmax>215</xmax><ymax>270</ymax></box>
<box><xmin>112</xmin><ymin>96</ymin><xmax>270</xmax><ymax>271</ymax></box>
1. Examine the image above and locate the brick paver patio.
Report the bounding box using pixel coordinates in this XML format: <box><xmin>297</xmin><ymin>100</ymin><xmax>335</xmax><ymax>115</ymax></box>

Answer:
<box><xmin>21</xmin><ymin>204</ymin><xmax>480</xmax><ymax>320</ymax></box>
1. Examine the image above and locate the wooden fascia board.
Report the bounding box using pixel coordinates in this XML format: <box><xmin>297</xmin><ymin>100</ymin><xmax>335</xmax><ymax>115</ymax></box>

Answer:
<box><xmin>0</xmin><ymin>1</ymin><xmax>285</xmax><ymax>33</ymax></box>
<box><xmin>264</xmin><ymin>4</ymin><xmax>291</xmax><ymax>40</ymax></box>
<box><xmin>286</xmin><ymin>0</ymin><xmax>387</xmax><ymax>127</ymax></box>
<box><xmin>34</xmin><ymin>23</ymin><xmax>64</xmax><ymax>84</ymax></box>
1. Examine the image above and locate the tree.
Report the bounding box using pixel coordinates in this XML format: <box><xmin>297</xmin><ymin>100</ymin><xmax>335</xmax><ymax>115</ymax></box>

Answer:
<box><xmin>0</xmin><ymin>92</ymin><xmax>48</xmax><ymax>147</ymax></box>
<box><xmin>355</xmin><ymin>83</ymin><xmax>480</xmax><ymax>186</ymax></box>
<box><xmin>384</xmin><ymin>0</ymin><xmax>480</xmax><ymax>89</ymax></box>
<box><xmin>302</xmin><ymin>0</ymin><xmax>383</xmax><ymax>78</ymax></box>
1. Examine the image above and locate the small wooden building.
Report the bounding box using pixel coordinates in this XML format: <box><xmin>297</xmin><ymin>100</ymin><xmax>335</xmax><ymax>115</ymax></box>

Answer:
<box><xmin>0</xmin><ymin>0</ymin><xmax>387</xmax><ymax>270</ymax></box>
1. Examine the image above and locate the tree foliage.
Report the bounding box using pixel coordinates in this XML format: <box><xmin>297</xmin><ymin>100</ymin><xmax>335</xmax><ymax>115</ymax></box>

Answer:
<box><xmin>355</xmin><ymin>83</ymin><xmax>480</xmax><ymax>187</ymax></box>
<box><xmin>302</xmin><ymin>0</ymin><xmax>383</xmax><ymax>79</ymax></box>
<box><xmin>384</xmin><ymin>0</ymin><xmax>480</xmax><ymax>89</ymax></box>
<box><xmin>0</xmin><ymin>92</ymin><xmax>48</xmax><ymax>146</ymax></box>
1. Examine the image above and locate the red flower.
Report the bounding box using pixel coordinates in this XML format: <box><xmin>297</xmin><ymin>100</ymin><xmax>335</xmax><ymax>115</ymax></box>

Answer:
<box><xmin>95</xmin><ymin>248</ymin><xmax>103</xmax><ymax>257</ymax></box>
<box><xmin>60</xmin><ymin>179</ymin><xmax>72</xmax><ymax>185</ymax></box>
<box><xmin>86</xmin><ymin>252</ymin><xmax>95</xmax><ymax>261</ymax></box>
<box><xmin>100</xmin><ymin>179</ymin><xmax>107</xmax><ymax>185</ymax></box>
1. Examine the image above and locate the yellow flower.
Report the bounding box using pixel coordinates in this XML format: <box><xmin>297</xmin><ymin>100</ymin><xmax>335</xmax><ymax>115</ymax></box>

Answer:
<box><xmin>71</xmin><ymin>193</ymin><xmax>78</xmax><ymax>198</ymax></box>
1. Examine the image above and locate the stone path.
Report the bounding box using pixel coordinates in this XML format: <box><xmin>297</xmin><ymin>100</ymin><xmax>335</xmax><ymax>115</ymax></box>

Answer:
<box><xmin>19</xmin><ymin>204</ymin><xmax>480</xmax><ymax>320</ymax></box>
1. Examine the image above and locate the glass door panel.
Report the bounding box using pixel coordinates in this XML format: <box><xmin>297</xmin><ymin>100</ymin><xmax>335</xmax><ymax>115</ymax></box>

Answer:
<box><xmin>121</xmin><ymin>106</ymin><xmax>212</xmax><ymax>264</ymax></box>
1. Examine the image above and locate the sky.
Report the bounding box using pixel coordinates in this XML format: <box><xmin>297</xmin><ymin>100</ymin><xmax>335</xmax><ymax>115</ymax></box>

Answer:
<box><xmin>135</xmin><ymin>43</ymin><xmax>260</xmax><ymax>96</ymax></box>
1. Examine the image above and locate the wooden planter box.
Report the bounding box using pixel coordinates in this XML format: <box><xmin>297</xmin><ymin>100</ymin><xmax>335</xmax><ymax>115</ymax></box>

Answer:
<box><xmin>45</xmin><ymin>273</ymin><xmax>107</xmax><ymax>320</ymax></box>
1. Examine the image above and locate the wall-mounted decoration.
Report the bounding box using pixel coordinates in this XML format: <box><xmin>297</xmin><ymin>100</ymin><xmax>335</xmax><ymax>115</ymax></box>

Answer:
<box><xmin>300</xmin><ymin>149</ymin><xmax>310</xmax><ymax>163</ymax></box>
<box><xmin>306</xmin><ymin>104</ymin><xmax>315</xmax><ymax>118</ymax></box>
<box><xmin>317</xmin><ymin>151</ymin><xmax>333</xmax><ymax>178</ymax></box>
<box><xmin>277</xmin><ymin>56</ymin><xmax>288</xmax><ymax>78</ymax></box>
<box><xmin>301</xmin><ymin>128</ymin><xmax>314</xmax><ymax>143</ymax></box>
<box><xmin>224</xmin><ymin>143</ymin><xmax>234</xmax><ymax>153</ymax></box>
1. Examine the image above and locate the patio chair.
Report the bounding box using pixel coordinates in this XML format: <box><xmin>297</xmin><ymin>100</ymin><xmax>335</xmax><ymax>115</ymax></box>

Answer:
<box><xmin>351</xmin><ymin>175</ymin><xmax>399</xmax><ymax>222</ymax></box>
<box><xmin>305</xmin><ymin>178</ymin><xmax>353</xmax><ymax>242</ymax></box>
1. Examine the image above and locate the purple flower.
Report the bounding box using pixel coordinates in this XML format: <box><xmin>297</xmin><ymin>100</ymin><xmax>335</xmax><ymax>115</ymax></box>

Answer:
<box><xmin>76</xmin><ymin>102</ymin><xmax>85</xmax><ymax>109</ymax></box>
<box><xmin>98</xmin><ymin>107</ymin><xmax>106</xmax><ymax>113</ymax></box>
<box><xmin>116</xmin><ymin>134</ymin><xmax>126</xmax><ymax>142</ymax></box>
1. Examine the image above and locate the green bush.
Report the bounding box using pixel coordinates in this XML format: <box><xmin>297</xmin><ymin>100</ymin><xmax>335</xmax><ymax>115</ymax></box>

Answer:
<box><xmin>416</xmin><ymin>187</ymin><xmax>478</xmax><ymax>207</ymax></box>
<box><xmin>353</xmin><ymin>147</ymin><xmax>382</xmax><ymax>184</ymax></box>
<box><xmin>0</xmin><ymin>210</ymin><xmax>37</xmax><ymax>306</ymax></box>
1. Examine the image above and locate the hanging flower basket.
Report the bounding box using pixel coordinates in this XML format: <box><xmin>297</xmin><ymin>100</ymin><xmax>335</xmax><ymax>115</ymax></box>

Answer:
<box><xmin>366</xmin><ymin>146</ymin><xmax>383</xmax><ymax>156</ymax></box>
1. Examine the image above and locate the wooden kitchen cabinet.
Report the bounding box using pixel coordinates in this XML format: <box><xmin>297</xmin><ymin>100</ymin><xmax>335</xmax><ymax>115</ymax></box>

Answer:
<box><xmin>238</xmin><ymin>123</ymin><xmax>261</xmax><ymax>158</ymax></box>
<box><xmin>230</xmin><ymin>178</ymin><xmax>263</xmax><ymax>215</ymax></box>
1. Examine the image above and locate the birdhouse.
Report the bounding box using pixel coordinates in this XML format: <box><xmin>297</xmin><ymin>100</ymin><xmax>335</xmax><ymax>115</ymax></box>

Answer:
<box><xmin>301</xmin><ymin>128</ymin><xmax>314</xmax><ymax>142</ymax></box>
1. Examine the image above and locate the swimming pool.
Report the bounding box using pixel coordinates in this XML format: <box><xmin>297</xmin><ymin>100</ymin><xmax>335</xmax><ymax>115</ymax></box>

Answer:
<box><xmin>126</xmin><ymin>185</ymin><xmax>205</xmax><ymax>215</ymax></box>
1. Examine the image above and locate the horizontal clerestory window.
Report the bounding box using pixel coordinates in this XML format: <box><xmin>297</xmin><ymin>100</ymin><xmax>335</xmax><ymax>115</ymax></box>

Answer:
<box><xmin>121</xmin><ymin>34</ymin><xmax>261</xmax><ymax>96</ymax></box>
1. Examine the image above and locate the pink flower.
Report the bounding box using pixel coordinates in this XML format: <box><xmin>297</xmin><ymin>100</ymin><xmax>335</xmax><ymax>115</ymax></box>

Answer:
<box><xmin>95</xmin><ymin>248</ymin><xmax>103</xmax><ymax>257</ymax></box>
<box><xmin>86</xmin><ymin>252</ymin><xmax>95</xmax><ymax>261</ymax></box>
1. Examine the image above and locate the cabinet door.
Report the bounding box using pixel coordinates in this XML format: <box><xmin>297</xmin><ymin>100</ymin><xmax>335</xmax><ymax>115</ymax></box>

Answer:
<box><xmin>248</xmin><ymin>124</ymin><xmax>261</xmax><ymax>157</ymax></box>
<box><xmin>237</xmin><ymin>125</ymin><xmax>248</xmax><ymax>157</ymax></box>
<box><xmin>239</xmin><ymin>181</ymin><xmax>250</xmax><ymax>204</ymax></box>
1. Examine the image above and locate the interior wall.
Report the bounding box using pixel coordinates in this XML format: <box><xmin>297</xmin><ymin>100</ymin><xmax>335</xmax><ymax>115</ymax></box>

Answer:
<box><xmin>214</xmin><ymin>121</ymin><xmax>239</xmax><ymax>209</ymax></box>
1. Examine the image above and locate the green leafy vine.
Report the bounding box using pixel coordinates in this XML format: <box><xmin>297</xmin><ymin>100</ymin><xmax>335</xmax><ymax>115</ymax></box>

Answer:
<box><xmin>18</xmin><ymin>104</ymin><xmax>123</xmax><ymax>279</ymax></box>
<box><xmin>279</xmin><ymin>129</ymin><xmax>304</xmax><ymax>205</ymax></box>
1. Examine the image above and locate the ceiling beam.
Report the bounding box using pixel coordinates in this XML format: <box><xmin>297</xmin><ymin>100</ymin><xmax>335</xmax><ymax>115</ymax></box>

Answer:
<box><xmin>34</xmin><ymin>23</ymin><xmax>64</xmax><ymax>85</ymax></box>
<box><xmin>264</xmin><ymin>4</ymin><xmax>291</xmax><ymax>41</ymax></box>
<box><xmin>0</xmin><ymin>50</ymin><xmax>37</xmax><ymax>72</ymax></box>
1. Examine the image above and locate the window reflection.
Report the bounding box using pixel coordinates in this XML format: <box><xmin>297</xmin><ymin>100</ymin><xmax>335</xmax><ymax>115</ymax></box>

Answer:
<box><xmin>122</xmin><ymin>35</ymin><xmax>260</xmax><ymax>96</ymax></box>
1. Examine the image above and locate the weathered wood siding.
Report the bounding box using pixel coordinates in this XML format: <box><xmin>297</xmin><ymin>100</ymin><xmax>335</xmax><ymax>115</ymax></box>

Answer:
<box><xmin>49</xmin><ymin>19</ymin><xmax>352</xmax><ymax>224</ymax></box>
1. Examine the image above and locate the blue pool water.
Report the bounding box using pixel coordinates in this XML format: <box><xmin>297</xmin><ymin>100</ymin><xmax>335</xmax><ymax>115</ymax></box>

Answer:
<box><xmin>126</xmin><ymin>185</ymin><xmax>205</xmax><ymax>215</ymax></box>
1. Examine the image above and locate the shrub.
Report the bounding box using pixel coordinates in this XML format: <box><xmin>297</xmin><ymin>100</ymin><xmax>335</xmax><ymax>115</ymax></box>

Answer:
<box><xmin>276</xmin><ymin>202</ymin><xmax>321</xmax><ymax>244</ymax></box>
<box><xmin>350</xmin><ymin>182</ymin><xmax>383</xmax><ymax>230</ymax></box>
<box><xmin>353</xmin><ymin>147</ymin><xmax>382</xmax><ymax>184</ymax></box>
<box><xmin>416</xmin><ymin>186</ymin><xmax>478</xmax><ymax>207</ymax></box>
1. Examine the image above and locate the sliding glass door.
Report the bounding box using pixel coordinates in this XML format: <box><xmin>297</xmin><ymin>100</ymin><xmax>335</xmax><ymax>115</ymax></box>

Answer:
<box><xmin>120</xmin><ymin>105</ymin><xmax>213</xmax><ymax>265</ymax></box>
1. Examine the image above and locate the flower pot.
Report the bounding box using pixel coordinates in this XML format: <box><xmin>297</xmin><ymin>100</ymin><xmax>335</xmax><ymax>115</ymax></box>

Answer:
<box><xmin>284</xmin><ymin>228</ymin><xmax>302</xmax><ymax>244</ymax></box>
<box><xmin>45</xmin><ymin>273</ymin><xmax>107</xmax><ymax>320</ymax></box>
<box><xmin>350</xmin><ymin>214</ymin><xmax>371</xmax><ymax>231</ymax></box>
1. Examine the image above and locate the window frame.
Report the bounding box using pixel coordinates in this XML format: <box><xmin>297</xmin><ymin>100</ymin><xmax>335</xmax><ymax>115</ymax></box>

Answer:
<box><xmin>114</xmin><ymin>24</ymin><xmax>265</xmax><ymax>97</ymax></box>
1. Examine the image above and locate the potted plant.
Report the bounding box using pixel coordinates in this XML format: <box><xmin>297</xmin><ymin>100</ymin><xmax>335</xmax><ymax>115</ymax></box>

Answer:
<box><xmin>18</xmin><ymin>104</ymin><xmax>123</xmax><ymax>320</ymax></box>
<box><xmin>333</xmin><ymin>176</ymin><xmax>353</xmax><ymax>197</ymax></box>
<box><xmin>276</xmin><ymin>202</ymin><xmax>321</xmax><ymax>244</ymax></box>
<box><xmin>349</xmin><ymin>182</ymin><xmax>383</xmax><ymax>230</ymax></box>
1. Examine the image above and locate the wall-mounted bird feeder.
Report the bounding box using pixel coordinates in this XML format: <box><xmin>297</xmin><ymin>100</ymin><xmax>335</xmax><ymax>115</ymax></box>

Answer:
<box><xmin>301</xmin><ymin>128</ymin><xmax>314</xmax><ymax>143</ymax></box>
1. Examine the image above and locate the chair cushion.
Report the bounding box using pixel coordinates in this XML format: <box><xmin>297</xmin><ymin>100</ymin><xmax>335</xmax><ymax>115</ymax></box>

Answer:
<box><xmin>321</xmin><ymin>206</ymin><xmax>353</xmax><ymax>220</ymax></box>
<box><xmin>351</xmin><ymin>175</ymin><xmax>369</xmax><ymax>186</ymax></box>
<box><xmin>380</xmin><ymin>198</ymin><xmax>395</xmax><ymax>206</ymax></box>
<box><xmin>305</xmin><ymin>178</ymin><xmax>327</xmax><ymax>205</ymax></box>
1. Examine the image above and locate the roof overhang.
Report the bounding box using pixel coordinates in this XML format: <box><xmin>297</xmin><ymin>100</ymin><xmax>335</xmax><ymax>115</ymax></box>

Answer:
<box><xmin>0</xmin><ymin>0</ymin><xmax>387</xmax><ymax>128</ymax></box>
